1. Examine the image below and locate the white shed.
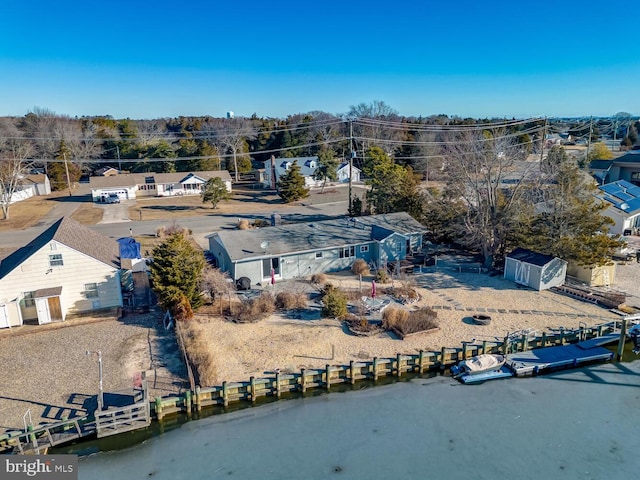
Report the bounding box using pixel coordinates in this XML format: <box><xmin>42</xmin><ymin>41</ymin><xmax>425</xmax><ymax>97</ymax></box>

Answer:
<box><xmin>504</xmin><ymin>248</ymin><xmax>567</xmax><ymax>291</ymax></box>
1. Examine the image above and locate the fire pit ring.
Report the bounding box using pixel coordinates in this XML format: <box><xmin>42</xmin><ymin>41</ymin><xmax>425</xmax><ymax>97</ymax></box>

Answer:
<box><xmin>471</xmin><ymin>314</ymin><xmax>492</xmax><ymax>326</ymax></box>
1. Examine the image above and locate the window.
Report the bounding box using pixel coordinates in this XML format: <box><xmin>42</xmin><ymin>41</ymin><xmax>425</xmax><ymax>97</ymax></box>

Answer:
<box><xmin>23</xmin><ymin>291</ymin><xmax>35</xmax><ymax>307</ymax></box>
<box><xmin>84</xmin><ymin>283</ymin><xmax>99</xmax><ymax>298</ymax></box>
<box><xmin>632</xmin><ymin>172</ymin><xmax>640</xmax><ymax>180</ymax></box>
<box><xmin>49</xmin><ymin>254</ymin><xmax>63</xmax><ymax>267</ymax></box>
<box><xmin>360</xmin><ymin>245</ymin><xmax>369</xmax><ymax>253</ymax></box>
<box><xmin>339</xmin><ymin>246</ymin><xmax>355</xmax><ymax>258</ymax></box>
<box><xmin>315</xmin><ymin>252</ymin><xmax>323</xmax><ymax>259</ymax></box>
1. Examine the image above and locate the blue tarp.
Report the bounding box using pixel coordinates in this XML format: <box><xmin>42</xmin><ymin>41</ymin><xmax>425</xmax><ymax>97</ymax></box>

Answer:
<box><xmin>117</xmin><ymin>237</ymin><xmax>142</xmax><ymax>259</ymax></box>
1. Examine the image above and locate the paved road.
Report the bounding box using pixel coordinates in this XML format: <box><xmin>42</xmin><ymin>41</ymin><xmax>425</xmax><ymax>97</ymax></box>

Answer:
<box><xmin>0</xmin><ymin>200</ymin><xmax>349</xmax><ymax>251</ymax></box>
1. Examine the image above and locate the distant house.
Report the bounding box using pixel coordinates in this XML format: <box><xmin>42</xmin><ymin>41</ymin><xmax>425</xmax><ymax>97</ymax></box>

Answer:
<box><xmin>5</xmin><ymin>174</ymin><xmax>51</xmax><ymax>204</ymax></box>
<box><xmin>0</xmin><ymin>217</ymin><xmax>122</xmax><ymax>329</ymax></box>
<box><xmin>588</xmin><ymin>151</ymin><xmax>640</xmax><ymax>185</ymax></box>
<box><xmin>263</xmin><ymin>156</ymin><xmax>321</xmax><ymax>189</ymax></box>
<box><xmin>596</xmin><ymin>180</ymin><xmax>640</xmax><ymax>235</ymax></box>
<box><xmin>336</xmin><ymin>162</ymin><xmax>361</xmax><ymax>183</ymax></box>
<box><xmin>504</xmin><ymin>248</ymin><xmax>567</xmax><ymax>291</ymax></box>
<box><xmin>207</xmin><ymin>212</ymin><xmax>427</xmax><ymax>285</ymax></box>
<box><xmin>89</xmin><ymin>170</ymin><xmax>232</xmax><ymax>202</ymax></box>
<box><xmin>94</xmin><ymin>166</ymin><xmax>119</xmax><ymax>176</ymax></box>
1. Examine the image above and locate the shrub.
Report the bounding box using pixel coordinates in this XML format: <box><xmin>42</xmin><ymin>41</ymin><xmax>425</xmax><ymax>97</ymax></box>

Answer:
<box><xmin>310</xmin><ymin>273</ymin><xmax>327</xmax><ymax>285</ymax></box>
<box><xmin>383</xmin><ymin>307</ymin><xmax>438</xmax><ymax>336</ymax></box>
<box><xmin>321</xmin><ymin>284</ymin><xmax>348</xmax><ymax>319</ymax></box>
<box><xmin>237</xmin><ymin>219</ymin><xmax>250</xmax><ymax>230</ymax></box>
<box><xmin>253</xmin><ymin>219</ymin><xmax>269</xmax><ymax>228</ymax></box>
<box><xmin>232</xmin><ymin>293</ymin><xmax>276</xmax><ymax>323</ymax></box>
<box><xmin>376</xmin><ymin>269</ymin><xmax>390</xmax><ymax>283</ymax></box>
<box><xmin>155</xmin><ymin>226</ymin><xmax>166</xmax><ymax>238</ymax></box>
<box><xmin>351</xmin><ymin>259</ymin><xmax>370</xmax><ymax>277</ymax></box>
<box><xmin>276</xmin><ymin>292</ymin><xmax>308</xmax><ymax>310</ymax></box>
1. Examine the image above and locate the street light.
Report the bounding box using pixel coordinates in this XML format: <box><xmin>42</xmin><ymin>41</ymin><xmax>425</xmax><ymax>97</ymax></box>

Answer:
<box><xmin>86</xmin><ymin>350</ymin><xmax>104</xmax><ymax>410</ymax></box>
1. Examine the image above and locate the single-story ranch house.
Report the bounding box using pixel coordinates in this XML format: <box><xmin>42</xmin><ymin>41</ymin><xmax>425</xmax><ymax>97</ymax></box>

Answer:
<box><xmin>207</xmin><ymin>212</ymin><xmax>427</xmax><ymax>285</ymax></box>
<box><xmin>0</xmin><ymin>217</ymin><xmax>122</xmax><ymax>328</ymax></box>
<box><xmin>89</xmin><ymin>170</ymin><xmax>232</xmax><ymax>202</ymax></box>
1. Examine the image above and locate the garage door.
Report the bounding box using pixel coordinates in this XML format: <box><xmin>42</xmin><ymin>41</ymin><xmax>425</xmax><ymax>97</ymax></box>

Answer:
<box><xmin>0</xmin><ymin>304</ymin><xmax>9</xmax><ymax>329</ymax></box>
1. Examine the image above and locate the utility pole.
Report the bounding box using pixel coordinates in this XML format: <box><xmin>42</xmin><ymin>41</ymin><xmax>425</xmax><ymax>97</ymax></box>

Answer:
<box><xmin>348</xmin><ymin>120</ymin><xmax>354</xmax><ymax>215</ymax></box>
<box><xmin>585</xmin><ymin>116</ymin><xmax>593</xmax><ymax>162</ymax></box>
<box><xmin>540</xmin><ymin>117</ymin><xmax>548</xmax><ymax>163</ymax></box>
<box><xmin>116</xmin><ymin>145</ymin><xmax>121</xmax><ymax>172</ymax></box>
<box><xmin>63</xmin><ymin>152</ymin><xmax>72</xmax><ymax>197</ymax></box>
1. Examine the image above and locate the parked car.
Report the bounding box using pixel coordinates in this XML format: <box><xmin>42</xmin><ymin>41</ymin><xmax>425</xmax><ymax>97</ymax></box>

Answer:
<box><xmin>105</xmin><ymin>194</ymin><xmax>120</xmax><ymax>204</ymax></box>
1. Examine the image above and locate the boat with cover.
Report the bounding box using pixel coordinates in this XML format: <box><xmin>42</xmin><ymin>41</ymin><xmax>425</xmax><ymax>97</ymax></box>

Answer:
<box><xmin>451</xmin><ymin>353</ymin><xmax>507</xmax><ymax>378</ymax></box>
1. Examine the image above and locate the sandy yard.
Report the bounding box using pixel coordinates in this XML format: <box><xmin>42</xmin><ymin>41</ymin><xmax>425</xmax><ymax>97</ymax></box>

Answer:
<box><xmin>0</xmin><ymin>309</ymin><xmax>187</xmax><ymax>434</ymax></box>
<box><xmin>193</xmin><ymin>266</ymin><xmax>631</xmax><ymax>385</ymax></box>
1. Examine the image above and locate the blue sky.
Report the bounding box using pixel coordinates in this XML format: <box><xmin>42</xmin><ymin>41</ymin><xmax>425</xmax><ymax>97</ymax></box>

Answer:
<box><xmin>0</xmin><ymin>0</ymin><xmax>637</xmax><ymax>119</ymax></box>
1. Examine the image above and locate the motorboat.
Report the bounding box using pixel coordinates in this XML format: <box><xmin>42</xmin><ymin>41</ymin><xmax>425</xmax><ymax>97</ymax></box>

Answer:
<box><xmin>451</xmin><ymin>353</ymin><xmax>507</xmax><ymax>378</ymax></box>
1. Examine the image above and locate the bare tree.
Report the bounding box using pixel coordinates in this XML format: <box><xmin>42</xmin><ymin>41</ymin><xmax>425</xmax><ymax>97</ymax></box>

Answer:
<box><xmin>443</xmin><ymin>128</ymin><xmax>537</xmax><ymax>267</ymax></box>
<box><xmin>216</xmin><ymin>118</ymin><xmax>257</xmax><ymax>182</ymax></box>
<box><xmin>200</xmin><ymin>266</ymin><xmax>233</xmax><ymax>314</ymax></box>
<box><xmin>21</xmin><ymin>107</ymin><xmax>59</xmax><ymax>172</ymax></box>
<box><xmin>347</xmin><ymin>100</ymin><xmax>405</xmax><ymax>157</ymax></box>
<box><xmin>0</xmin><ymin>118</ymin><xmax>34</xmax><ymax>220</ymax></box>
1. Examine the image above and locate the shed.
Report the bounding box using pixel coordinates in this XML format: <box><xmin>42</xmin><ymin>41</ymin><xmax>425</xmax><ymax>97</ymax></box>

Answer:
<box><xmin>504</xmin><ymin>248</ymin><xmax>567</xmax><ymax>291</ymax></box>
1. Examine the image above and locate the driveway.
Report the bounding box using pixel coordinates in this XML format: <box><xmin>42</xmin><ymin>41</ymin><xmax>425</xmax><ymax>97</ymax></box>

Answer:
<box><xmin>98</xmin><ymin>200</ymin><xmax>134</xmax><ymax>224</ymax></box>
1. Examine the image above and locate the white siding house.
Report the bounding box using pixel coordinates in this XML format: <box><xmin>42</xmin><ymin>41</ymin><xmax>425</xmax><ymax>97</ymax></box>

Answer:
<box><xmin>90</xmin><ymin>171</ymin><xmax>232</xmax><ymax>202</ymax></box>
<box><xmin>0</xmin><ymin>217</ymin><xmax>122</xmax><ymax>328</ymax></box>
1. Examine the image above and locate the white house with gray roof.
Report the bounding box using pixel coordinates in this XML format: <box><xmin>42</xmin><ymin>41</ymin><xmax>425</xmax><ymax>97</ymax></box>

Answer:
<box><xmin>89</xmin><ymin>170</ymin><xmax>232</xmax><ymax>202</ymax></box>
<box><xmin>263</xmin><ymin>156</ymin><xmax>322</xmax><ymax>189</ymax></box>
<box><xmin>0</xmin><ymin>217</ymin><xmax>122</xmax><ymax>328</ymax></box>
<box><xmin>206</xmin><ymin>212</ymin><xmax>426</xmax><ymax>285</ymax></box>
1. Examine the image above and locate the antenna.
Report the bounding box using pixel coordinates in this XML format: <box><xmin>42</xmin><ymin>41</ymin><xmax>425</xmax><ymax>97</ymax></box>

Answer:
<box><xmin>260</xmin><ymin>241</ymin><xmax>270</xmax><ymax>254</ymax></box>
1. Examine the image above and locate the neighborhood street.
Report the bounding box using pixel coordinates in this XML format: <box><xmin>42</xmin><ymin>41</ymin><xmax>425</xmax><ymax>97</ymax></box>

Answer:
<box><xmin>0</xmin><ymin>199</ymin><xmax>350</xmax><ymax>251</ymax></box>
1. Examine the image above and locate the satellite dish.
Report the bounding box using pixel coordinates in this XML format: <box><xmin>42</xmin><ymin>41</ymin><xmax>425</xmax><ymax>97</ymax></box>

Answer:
<box><xmin>260</xmin><ymin>241</ymin><xmax>270</xmax><ymax>253</ymax></box>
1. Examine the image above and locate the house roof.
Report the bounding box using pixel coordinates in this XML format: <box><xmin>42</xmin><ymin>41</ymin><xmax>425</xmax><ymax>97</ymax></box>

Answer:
<box><xmin>0</xmin><ymin>217</ymin><xmax>120</xmax><ymax>280</ymax></box>
<box><xmin>23</xmin><ymin>174</ymin><xmax>48</xmax><ymax>184</ymax></box>
<box><xmin>89</xmin><ymin>170</ymin><xmax>232</xmax><ymax>188</ymax></box>
<box><xmin>95</xmin><ymin>166</ymin><xmax>118</xmax><ymax>175</ymax></box>
<box><xmin>506</xmin><ymin>247</ymin><xmax>557</xmax><ymax>267</ymax></box>
<box><xmin>338</xmin><ymin>162</ymin><xmax>362</xmax><ymax>172</ymax></box>
<box><xmin>266</xmin><ymin>157</ymin><xmax>319</xmax><ymax>179</ymax></box>
<box><xmin>209</xmin><ymin>212</ymin><xmax>426</xmax><ymax>262</ymax></box>
<box><xmin>611</xmin><ymin>151</ymin><xmax>640</xmax><ymax>164</ymax></box>
<box><xmin>598</xmin><ymin>180</ymin><xmax>640</xmax><ymax>215</ymax></box>
<box><xmin>588</xmin><ymin>160</ymin><xmax>613</xmax><ymax>170</ymax></box>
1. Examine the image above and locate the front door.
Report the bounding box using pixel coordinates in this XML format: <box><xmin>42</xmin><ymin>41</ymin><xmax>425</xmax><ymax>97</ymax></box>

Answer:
<box><xmin>35</xmin><ymin>298</ymin><xmax>51</xmax><ymax>324</ymax></box>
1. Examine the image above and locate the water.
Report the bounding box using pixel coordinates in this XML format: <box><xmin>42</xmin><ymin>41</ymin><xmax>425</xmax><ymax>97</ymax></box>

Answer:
<box><xmin>77</xmin><ymin>360</ymin><xmax>640</xmax><ymax>480</ymax></box>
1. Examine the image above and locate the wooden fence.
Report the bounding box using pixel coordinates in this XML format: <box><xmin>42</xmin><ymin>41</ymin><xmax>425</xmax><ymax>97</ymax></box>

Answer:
<box><xmin>151</xmin><ymin>319</ymin><xmax>622</xmax><ymax>419</ymax></box>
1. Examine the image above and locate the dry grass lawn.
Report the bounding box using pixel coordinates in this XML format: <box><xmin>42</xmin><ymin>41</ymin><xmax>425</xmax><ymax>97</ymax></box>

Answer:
<box><xmin>71</xmin><ymin>202</ymin><xmax>104</xmax><ymax>225</ymax></box>
<box><xmin>0</xmin><ymin>196</ymin><xmax>56</xmax><ymax>231</ymax></box>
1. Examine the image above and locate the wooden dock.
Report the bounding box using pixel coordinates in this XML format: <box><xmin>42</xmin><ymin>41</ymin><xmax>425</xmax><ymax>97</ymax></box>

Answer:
<box><xmin>507</xmin><ymin>343</ymin><xmax>614</xmax><ymax>377</ymax></box>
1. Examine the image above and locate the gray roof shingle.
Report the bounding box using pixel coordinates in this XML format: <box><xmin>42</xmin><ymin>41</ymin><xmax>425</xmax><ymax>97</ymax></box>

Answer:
<box><xmin>210</xmin><ymin>212</ymin><xmax>426</xmax><ymax>262</ymax></box>
<box><xmin>0</xmin><ymin>217</ymin><xmax>120</xmax><ymax>280</ymax></box>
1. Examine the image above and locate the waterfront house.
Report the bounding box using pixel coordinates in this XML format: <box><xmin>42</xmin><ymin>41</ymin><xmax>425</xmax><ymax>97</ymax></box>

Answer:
<box><xmin>596</xmin><ymin>180</ymin><xmax>640</xmax><ymax>235</ymax></box>
<box><xmin>206</xmin><ymin>212</ymin><xmax>427</xmax><ymax>285</ymax></box>
<box><xmin>0</xmin><ymin>217</ymin><xmax>122</xmax><ymax>328</ymax></box>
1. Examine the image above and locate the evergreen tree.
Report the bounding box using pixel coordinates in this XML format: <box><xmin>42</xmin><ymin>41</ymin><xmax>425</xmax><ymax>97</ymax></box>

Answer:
<box><xmin>277</xmin><ymin>161</ymin><xmax>309</xmax><ymax>203</ymax></box>
<box><xmin>525</xmin><ymin>149</ymin><xmax>622</xmax><ymax>266</ymax></box>
<box><xmin>201</xmin><ymin>177</ymin><xmax>232</xmax><ymax>208</ymax></box>
<box><xmin>150</xmin><ymin>232</ymin><xmax>206</xmax><ymax>316</ymax></box>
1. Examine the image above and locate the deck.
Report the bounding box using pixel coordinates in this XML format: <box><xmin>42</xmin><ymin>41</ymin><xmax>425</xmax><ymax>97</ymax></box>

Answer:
<box><xmin>507</xmin><ymin>343</ymin><xmax>614</xmax><ymax>377</ymax></box>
